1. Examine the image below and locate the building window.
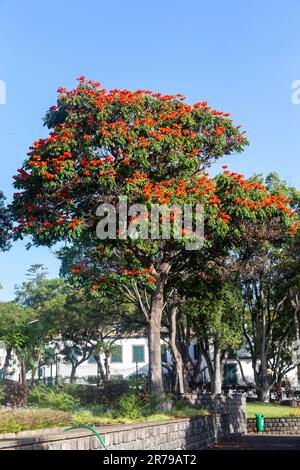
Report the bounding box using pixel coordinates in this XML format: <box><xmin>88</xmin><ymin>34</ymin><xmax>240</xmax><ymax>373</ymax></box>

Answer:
<box><xmin>132</xmin><ymin>345</ymin><xmax>145</xmax><ymax>363</ymax></box>
<box><xmin>111</xmin><ymin>345</ymin><xmax>123</xmax><ymax>363</ymax></box>
<box><xmin>223</xmin><ymin>364</ymin><xmax>237</xmax><ymax>385</ymax></box>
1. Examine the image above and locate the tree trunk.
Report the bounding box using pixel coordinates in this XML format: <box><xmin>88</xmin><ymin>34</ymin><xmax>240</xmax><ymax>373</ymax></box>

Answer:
<box><xmin>70</xmin><ymin>363</ymin><xmax>77</xmax><ymax>383</ymax></box>
<box><xmin>19</xmin><ymin>359</ymin><xmax>26</xmax><ymax>385</ymax></box>
<box><xmin>177</xmin><ymin>313</ymin><xmax>192</xmax><ymax>392</ymax></box>
<box><xmin>2</xmin><ymin>346</ymin><xmax>12</xmax><ymax>379</ymax></box>
<box><xmin>104</xmin><ymin>353</ymin><xmax>110</xmax><ymax>382</ymax></box>
<box><xmin>148</xmin><ymin>278</ymin><xmax>165</xmax><ymax>393</ymax></box>
<box><xmin>95</xmin><ymin>354</ymin><xmax>106</xmax><ymax>384</ymax></box>
<box><xmin>257</xmin><ymin>386</ymin><xmax>270</xmax><ymax>402</ymax></box>
<box><xmin>258</xmin><ymin>331</ymin><xmax>271</xmax><ymax>402</ymax></box>
<box><xmin>212</xmin><ymin>344</ymin><xmax>222</xmax><ymax>394</ymax></box>
<box><xmin>199</xmin><ymin>338</ymin><xmax>214</xmax><ymax>386</ymax></box>
<box><xmin>168</xmin><ymin>301</ymin><xmax>185</xmax><ymax>394</ymax></box>
<box><xmin>148</xmin><ymin>319</ymin><xmax>163</xmax><ymax>393</ymax></box>
<box><xmin>30</xmin><ymin>366</ymin><xmax>37</xmax><ymax>386</ymax></box>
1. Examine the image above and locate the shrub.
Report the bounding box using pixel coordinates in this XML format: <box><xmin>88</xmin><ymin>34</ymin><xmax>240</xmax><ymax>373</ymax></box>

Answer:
<box><xmin>101</xmin><ymin>381</ymin><xmax>130</xmax><ymax>407</ymax></box>
<box><xmin>127</xmin><ymin>374</ymin><xmax>148</xmax><ymax>391</ymax></box>
<box><xmin>63</xmin><ymin>381</ymin><xmax>130</xmax><ymax>408</ymax></box>
<box><xmin>28</xmin><ymin>385</ymin><xmax>80</xmax><ymax>411</ymax></box>
<box><xmin>119</xmin><ymin>393</ymin><xmax>143</xmax><ymax>420</ymax></box>
<box><xmin>86</xmin><ymin>376</ymin><xmax>98</xmax><ymax>384</ymax></box>
<box><xmin>144</xmin><ymin>392</ymin><xmax>166</xmax><ymax>413</ymax></box>
<box><xmin>0</xmin><ymin>408</ymin><xmax>71</xmax><ymax>434</ymax></box>
<box><xmin>2</xmin><ymin>380</ymin><xmax>28</xmax><ymax>408</ymax></box>
<box><xmin>173</xmin><ymin>399</ymin><xmax>186</xmax><ymax>411</ymax></box>
<box><xmin>63</xmin><ymin>384</ymin><xmax>100</xmax><ymax>405</ymax></box>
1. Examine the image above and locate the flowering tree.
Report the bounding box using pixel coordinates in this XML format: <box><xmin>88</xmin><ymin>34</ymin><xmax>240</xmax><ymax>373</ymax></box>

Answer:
<box><xmin>11</xmin><ymin>78</ymin><xmax>295</xmax><ymax>392</ymax></box>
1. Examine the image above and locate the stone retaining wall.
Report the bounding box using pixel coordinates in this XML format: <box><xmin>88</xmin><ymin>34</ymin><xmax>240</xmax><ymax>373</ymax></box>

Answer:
<box><xmin>183</xmin><ymin>393</ymin><xmax>247</xmax><ymax>435</ymax></box>
<box><xmin>0</xmin><ymin>415</ymin><xmax>230</xmax><ymax>451</ymax></box>
<box><xmin>247</xmin><ymin>417</ymin><xmax>300</xmax><ymax>434</ymax></box>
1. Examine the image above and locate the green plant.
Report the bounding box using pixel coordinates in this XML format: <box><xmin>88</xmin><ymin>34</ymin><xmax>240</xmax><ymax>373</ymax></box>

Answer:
<box><xmin>28</xmin><ymin>385</ymin><xmax>80</xmax><ymax>411</ymax></box>
<box><xmin>101</xmin><ymin>381</ymin><xmax>130</xmax><ymax>408</ymax></box>
<box><xmin>0</xmin><ymin>408</ymin><xmax>72</xmax><ymax>434</ymax></box>
<box><xmin>127</xmin><ymin>374</ymin><xmax>148</xmax><ymax>391</ymax></box>
<box><xmin>3</xmin><ymin>381</ymin><xmax>28</xmax><ymax>408</ymax></box>
<box><xmin>63</xmin><ymin>384</ymin><xmax>100</xmax><ymax>405</ymax></box>
<box><xmin>119</xmin><ymin>393</ymin><xmax>143</xmax><ymax>420</ymax></box>
<box><xmin>173</xmin><ymin>399</ymin><xmax>186</xmax><ymax>411</ymax></box>
<box><xmin>86</xmin><ymin>376</ymin><xmax>98</xmax><ymax>384</ymax></box>
<box><xmin>145</xmin><ymin>392</ymin><xmax>166</xmax><ymax>414</ymax></box>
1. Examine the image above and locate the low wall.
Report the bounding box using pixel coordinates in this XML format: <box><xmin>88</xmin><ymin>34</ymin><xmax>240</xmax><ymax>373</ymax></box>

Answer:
<box><xmin>247</xmin><ymin>417</ymin><xmax>300</xmax><ymax>434</ymax></box>
<box><xmin>183</xmin><ymin>393</ymin><xmax>247</xmax><ymax>435</ymax></box>
<box><xmin>0</xmin><ymin>415</ymin><xmax>230</xmax><ymax>451</ymax></box>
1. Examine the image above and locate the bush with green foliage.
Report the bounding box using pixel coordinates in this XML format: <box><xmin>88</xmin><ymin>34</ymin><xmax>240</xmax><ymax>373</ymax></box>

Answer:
<box><xmin>101</xmin><ymin>381</ymin><xmax>130</xmax><ymax>407</ymax></box>
<box><xmin>63</xmin><ymin>384</ymin><xmax>100</xmax><ymax>405</ymax></box>
<box><xmin>143</xmin><ymin>392</ymin><xmax>166</xmax><ymax>414</ymax></box>
<box><xmin>2</xmin><ymin>380</ymin><xmax>28</xmax><ymax>408</ymax></box>
<box><xmin>28</xmin><ymin>385</ymin><xmax>80</xmax><ymax>411</ymax></box>
<box><xmin>62</xmin><ymin>382</ymin><xmax>130</xmax><ymax>407</ymax></box>
<box><xmin>173</xmin><ymin>399</ymin><xmax>187</xmax><ymax>411</ymax></box>
<box><xmin>86</xmin><ymin>376</ymin><xmax>98</xmax><ymax>384</ymax></box>
<box><xmin>119</xmin><ymin>394</ymin><xmax>143</xmax><ymax>420</ymax></box>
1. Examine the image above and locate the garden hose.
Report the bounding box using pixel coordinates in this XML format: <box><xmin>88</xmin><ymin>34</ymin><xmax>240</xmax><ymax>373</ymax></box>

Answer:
<box><xmin>64</xmin><ymin>425</ymin><xmax>108</xmax><ymax>450</ymax></box>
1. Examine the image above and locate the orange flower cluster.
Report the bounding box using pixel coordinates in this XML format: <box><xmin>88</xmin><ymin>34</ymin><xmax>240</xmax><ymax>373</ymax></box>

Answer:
<box><xmin>290</xmin><ymin>223</ymin><xmax>300</xmax><ymax>235</ymax></box>
<box><xmin>219</xmin><ymin>212</ymin><xmax>231</xmax><ymax>223</ymax></box>
<box><xmin>123</xmin><ymin>172</ymin><xmax>222</xmax><ymax>206</ymax></box>
<box><xmin>193</xmin><ymin>101</ymin><xmax>231</xmax><ymax>118</ymax></box>
<box><xmin>53</xmin><ymin>78</ymin><xmax>238</xmax><ymax>148</ymax></box>
<box><xmin>119</xmin><ymin>268</ymin><xmax>153</xmax><ymax>276</ymax></box>
<box><xmin>88</xmin><ymin>268</ymin><xmax>156</xmax><ymax>290</ymax></box>
<box><xmin>13</xmin><ymin>212</ymin><xmax>83</xmax><ymax>234</ymax></box>
<box><xmin>214</xmin><ymin>126</ymin><xmax>226</xmax><ymax>136</ymax></box>
<box><xmin>233</xmin><ymin>195</ymin><xmax>292</xmax><ymax>215</ymax></box>
<box><xmin>125</xmin><ymin>172</ymin><xmax>148</xmax><ymax>183</ymax></box>
<box><xmin>223</xmin><ymin>170</ymin><xmax>267</xmax><ymax>191</ymax></box>
<box><xmin>71</xmin><ymin>263</ymin><xmax>92</xmax><ymax>275</ymax></box>
<box><xmin>68</xmin><ymin>218</ymin><xmax>83</xmax><ymax>229</ymax></box>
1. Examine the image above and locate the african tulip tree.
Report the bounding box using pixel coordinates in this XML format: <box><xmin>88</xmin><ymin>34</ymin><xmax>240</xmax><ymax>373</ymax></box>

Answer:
<box><xmin>11</xmin><ymin>77</ymin><xmax>295</xmax><ymax>392</ymax></box>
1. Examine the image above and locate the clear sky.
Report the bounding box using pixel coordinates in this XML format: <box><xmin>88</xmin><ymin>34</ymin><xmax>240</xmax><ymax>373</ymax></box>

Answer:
<box><xmin>1</xmin><ymin>0</ymin><xmax>300</xmax><ymax>300</ymax></box>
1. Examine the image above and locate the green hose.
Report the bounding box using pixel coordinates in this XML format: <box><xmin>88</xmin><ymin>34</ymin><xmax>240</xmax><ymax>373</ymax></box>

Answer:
<box><xmin>64</xmin><ymin>425</ymin><xmax>108</xmax><ymax>450</ymax></box>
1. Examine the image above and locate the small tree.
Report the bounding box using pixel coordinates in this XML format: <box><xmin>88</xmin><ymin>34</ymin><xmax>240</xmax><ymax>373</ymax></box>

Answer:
<box><xmin>0</xmin><ymin>301</ymin><xmax>46</xmax><ymax>384</ymax></box>
<box><xmin>43</xmin><ymin>284</ymin><xmax>130</xmax><ymax>384</ymax></box>
<box><xmin>178</xmin><ymin>280</ymin><xmax>242</xmax><ymax>394</ymax></box>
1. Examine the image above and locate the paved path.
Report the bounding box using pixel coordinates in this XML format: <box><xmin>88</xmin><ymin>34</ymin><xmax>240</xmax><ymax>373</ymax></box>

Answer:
<box><xmin>209</xmin><ymin>434</ymin><xmax>300</xmax><ymax>450</ymax></box>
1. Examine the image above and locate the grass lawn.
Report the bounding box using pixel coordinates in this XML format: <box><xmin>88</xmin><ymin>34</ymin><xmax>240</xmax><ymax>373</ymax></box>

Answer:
<box><xmin>247</xmin><ymin>402</ymin><xmax>300</xmax><ymax>418</ymax></box>
<box><xmin>0</xmin><ymin>407</ymin><xmax>209</xmax><ymax>435</ymax></box>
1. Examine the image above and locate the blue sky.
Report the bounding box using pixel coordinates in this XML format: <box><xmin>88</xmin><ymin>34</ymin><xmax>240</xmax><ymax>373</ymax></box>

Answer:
<box><xmin>1</xmin><ymin>0</ymin><xmax>300</xmax><ymax>300</ymax></box>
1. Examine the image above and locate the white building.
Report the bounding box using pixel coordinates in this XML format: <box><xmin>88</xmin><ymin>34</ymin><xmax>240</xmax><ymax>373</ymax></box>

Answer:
<box><xmin>0</xmin><ymin>337</ymin><xmax>299</xmax><ymax>389</ymax></box>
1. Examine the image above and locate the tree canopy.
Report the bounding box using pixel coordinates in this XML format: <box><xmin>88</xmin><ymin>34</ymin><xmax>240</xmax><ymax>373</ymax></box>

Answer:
<box><xmin>9</xmin><ymin>79</ymin><xmax>298</xmax><ymax>392</ymax></box>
